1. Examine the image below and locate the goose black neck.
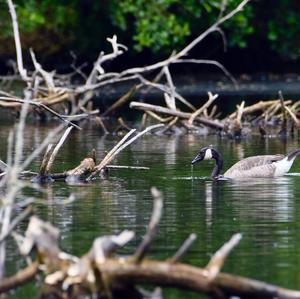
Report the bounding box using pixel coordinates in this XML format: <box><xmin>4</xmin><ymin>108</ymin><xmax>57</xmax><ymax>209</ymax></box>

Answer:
<box><xmin>211</xmin><ymin>150</ymin><xmax>223</xmax><ymax>179</ymax></box>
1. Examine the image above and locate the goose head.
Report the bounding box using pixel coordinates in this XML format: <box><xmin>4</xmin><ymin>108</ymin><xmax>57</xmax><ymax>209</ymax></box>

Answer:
<box><xmin>191</xmin><ymin>146</ymin><xmax>217</xmax><ymax>164</ymax></box>
<box><xmin>191</xmin><ymin>146</ymin><xmax>223</xmax><ymax>178</ymax></box>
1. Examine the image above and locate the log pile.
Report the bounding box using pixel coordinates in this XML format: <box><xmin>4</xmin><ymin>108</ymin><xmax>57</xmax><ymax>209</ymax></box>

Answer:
<box><xmin>0</xmin><ymin>0</ymin><xmax>247</xmax><ymax>135</ymax></box>
<box><xmin>130</xmin><ymin>92</ymin><xmax>300</xmax><ymax>138</ymax></box>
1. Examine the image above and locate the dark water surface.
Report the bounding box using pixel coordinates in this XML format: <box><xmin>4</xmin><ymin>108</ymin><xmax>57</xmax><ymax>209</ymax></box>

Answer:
<box><xmin>2</xmin><ymin>122</ymin><xmax>300</xmax><ymax>298</ymax></box>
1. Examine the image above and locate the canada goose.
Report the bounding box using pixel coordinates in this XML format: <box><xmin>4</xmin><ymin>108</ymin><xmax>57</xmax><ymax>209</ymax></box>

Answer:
<box><xmin>191</xmin><ymin>146</ymin><xmax>300</xmax><ymax>179</ymax></box>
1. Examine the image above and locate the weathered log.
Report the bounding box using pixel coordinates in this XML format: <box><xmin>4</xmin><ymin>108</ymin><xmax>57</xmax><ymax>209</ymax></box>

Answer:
<box><xmin>228</xmin><ymin>100</ymin><xmax>279</xmax><ymax>119</ymax></box>
<box><xmin>65</xmin><ymin>149</ymin><xmax>96</xmax><ymax>183</ymax></box>
<box><xmin>130</xmin><ymin>102</ymin><xmax>224</xmax><ymax>130</ymax></box>
<box><xmin>98</xmin><ymin>259</ymin><xmax>300</xmax><ymax>299</ymax></box>
<box><xmin>0</xmin><ymin>262</ymin><xmax>39</xmax><ymax>293</ymax></box>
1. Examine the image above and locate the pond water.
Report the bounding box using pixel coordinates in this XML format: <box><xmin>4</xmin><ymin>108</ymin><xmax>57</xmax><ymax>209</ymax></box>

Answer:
<box><xmin>2</xmin><ymin>121</ymin><xmax>300</xmax><ymax>298</ymax></box>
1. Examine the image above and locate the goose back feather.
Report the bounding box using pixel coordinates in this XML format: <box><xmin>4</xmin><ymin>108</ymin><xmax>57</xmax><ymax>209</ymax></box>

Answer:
<box><xmin>224</xmin><ymin>155</ymin><xmax>284</xmax><ymax>178</ymax></box>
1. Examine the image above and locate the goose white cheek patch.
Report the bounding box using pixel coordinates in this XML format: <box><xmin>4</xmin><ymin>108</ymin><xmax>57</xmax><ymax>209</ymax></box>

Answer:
<box><xmin>204</xmin><ymin>148</ymin><xmax>212</xmax><ymax>160</ymax></box>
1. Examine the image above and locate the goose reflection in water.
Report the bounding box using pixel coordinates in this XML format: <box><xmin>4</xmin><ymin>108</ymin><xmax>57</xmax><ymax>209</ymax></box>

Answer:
<box><xmin>201</xmin><ymin>177</ymin><xmax>294</xmax><ymax>225</ymax></box>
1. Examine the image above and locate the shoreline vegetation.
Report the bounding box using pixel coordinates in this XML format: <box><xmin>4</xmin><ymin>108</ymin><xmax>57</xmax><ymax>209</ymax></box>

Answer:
<box><xmin>1</xmin><ymin>0</ymin><xmax>300</xmax><ymax>298</ymax></box>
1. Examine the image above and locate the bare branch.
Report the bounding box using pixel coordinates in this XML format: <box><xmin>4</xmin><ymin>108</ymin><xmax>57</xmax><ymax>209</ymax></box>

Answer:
<box><xmin>163</xmin><ymin>66</ymin><xmax>176</xmax><ymax>110</ymax></box>
<box><xmin>45</xmin><ymin>126</ymin><xmax>73</xmax><ymax>173</ymax></box>
<box><xmin>0</xmin><ymin>97</ymin><xmax>81</xmax><ymax>130</ymax></box>
<box><xmin>205</xmin><ymin>233</ymin><xmax>242</xmax><ymax>281</ymax></box>
<box><xmin>130</xmin><ymin>102</ymin><xmax>224</xmax><ymax>130</ymax></box>
<box><xmin>30</xmin><ymin>49</ymin><xmax>55</xmax><ymax>92</ymax></box>
<box><xmin>173</xmin><ymin>59</ymin><xmax>236</xmax><ymax>86</ymax></box>
<box><xmin>169</xmin><ymin>233</ymin><xmax>197</xmax><ymax>263</ymax></box>
<box><xmin>134</xmin><ymin>187</ymin><xmax>163</xmax><ymax>263</ymax></box>
<box><xmin>188</xmin><ymin>92</ymin><xmax>218</xmax><ymax>126</ymax></box>
<box><xmin>6</xmin><ymin>0</ymin><xmax>28</xmax><ymax>80</ymax></box>
<box><xmin>88</xmin><ymin>124</ymin><xmax>163</xmax><ymax>180</ymax></box>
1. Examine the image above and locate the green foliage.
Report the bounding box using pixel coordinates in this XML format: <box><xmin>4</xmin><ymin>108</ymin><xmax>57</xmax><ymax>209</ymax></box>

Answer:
<box><xmin>266</xmin><ymin>1</ymin><xmax>300</xmax><ymax>59</ymax></box>
<box><xmin>109</xmin><ymin>0</ymin><xmax>254</xmax><ymax>53</ymax></box>
<box><xmin>0</xmin><ymin>0</ymin><xmax>299</xmax><ymax>60</ymax></box>
<box><xmin>110</xmin><ymin>0</ymin><xmax>192</xmax><ymax>52</ymax></box>
<box><xmin>0</xmin><ymin>0</ymin><xmax>76</xmax><ymax>37</ymax></box>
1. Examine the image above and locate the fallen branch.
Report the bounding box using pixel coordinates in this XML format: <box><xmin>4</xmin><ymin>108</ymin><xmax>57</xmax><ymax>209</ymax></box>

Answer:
<box><xmin>188</xmin><ymin>92</ymin><xmax>218</xmax><ymax>126</ymax></box>
<box><xmin>0</xmin><ymin>262</ymin><xmax>39</xmax><ymax>293</ymax></box>
<box><xmin>87</xmin><ymin>124</ymin><xmax>163</xmax><ymax>180</ymax></box>
<box><xmin>102</xmin><ymin>85</ymin><xmax>138</xmax><ymax>116</ymax></box>
<box><xmin>205</xmin><ymin>233</ymin><xmax>242</xmax><ymax>281</ymax></box>
<box><xmin>0</xmin><ymin>97</ymin><xmax>80</xmax><ymax>130</ymax></box>
<box><xmin>32</xmin><ymin>127</ymin><xmax>73</xmax><ymax>183</ymax></box>
<box><xmin>130</xmin><ymin>101</ymin><xmax>224</xmax><ymax>130</ymax></box>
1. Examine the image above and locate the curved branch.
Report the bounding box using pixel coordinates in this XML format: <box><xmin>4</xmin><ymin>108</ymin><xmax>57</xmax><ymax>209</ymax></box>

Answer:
<box><xmin>0</xmin><ymin>262</ymin><xmax>39</xmax><ymax>294</ymax></box>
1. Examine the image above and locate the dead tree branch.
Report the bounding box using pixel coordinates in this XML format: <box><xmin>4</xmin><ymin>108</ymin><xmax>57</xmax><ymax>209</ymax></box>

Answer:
<box><xmin>6</xmin><ymin>0</ymin><xmax>28</xmax><ymax>80</ymax></box>
<box><xmin>130</xmin><ymin>101</ymin><xmax>224</xmax><ymax>130</ymax></box>
<box><xmin>0</xmin><ymin>261</ymin><xmax>39</xmax><ymax>293</ymax></box>
<box><xmin>133</xmin><ymin>187</ymin><xmax>163</xmax><ymax>263</ymax></box>
<box><xmin>169</xmin><ymin>233</ymin><xmax>197</xmax><ymax>263</ymax></box>
<box><xmin>87</xmin><ymin>124</ymin><xmax>163</xmax><ymax>180</ymax></box>
<box><xmin>205</xmin><ymin>233</ymin><xmax>242</xmax><ymax>281</ymax></box>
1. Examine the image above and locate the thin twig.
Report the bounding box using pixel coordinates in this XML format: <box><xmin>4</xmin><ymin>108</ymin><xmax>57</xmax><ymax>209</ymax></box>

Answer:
<box><xmin>0</xmin><ymin>97</ymin><xmax>81</xmax><ymax>130</ymax></box>
<box><xmin>188</xmin><ymin>92</ymin><xmax>218</xmax><ymax>126</ymax></box>
<box><xmin>169</xmin><ymin>233</ymin><xmax>197</xmax><ymax>263</ymax></box>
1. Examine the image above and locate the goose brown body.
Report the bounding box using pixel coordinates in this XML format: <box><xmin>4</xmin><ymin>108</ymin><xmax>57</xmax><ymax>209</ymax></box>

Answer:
<box><xmin>223</xmin><ymin>155</ymin><xmax>284</xmax><ymax>178</ymax></box>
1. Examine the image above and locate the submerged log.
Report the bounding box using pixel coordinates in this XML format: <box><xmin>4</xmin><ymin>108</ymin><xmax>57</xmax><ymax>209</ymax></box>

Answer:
<box><xmin>65</xmin><ymin>149</ymin><xmax>96</xmax><ymax>183</ymax></box>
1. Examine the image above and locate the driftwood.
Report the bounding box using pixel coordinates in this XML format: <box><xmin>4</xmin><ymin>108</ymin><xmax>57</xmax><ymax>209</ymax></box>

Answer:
<box><xmin>27</xmin><ymin>124</ymin><xmax>162</xmax><ymax>184</ymax></box>
<box><xmin>1</xmin><ymin>0</ymin><xmax>251</xmax><ymax>128</ymax></box>
<box><xmin>87</xmin><ymin>124</ymin><xmax>163</xmax><ymax>180</ymax></box>
<box><xmin>1</xmin><ymin>188</ymin><xmax>300</xmax><ymax>299</ymax></box>
<box><xmin>130</xmin><ymin>102</ymin><xmax>224</xmax><ymax>130</ymax></box>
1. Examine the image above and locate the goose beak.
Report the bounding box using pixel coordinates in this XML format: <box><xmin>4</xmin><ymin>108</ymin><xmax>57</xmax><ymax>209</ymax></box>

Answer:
<box><xmin>191</xmin><ymin>153</ymin><xmax>204</xmax><ymax>165</ymax></box>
